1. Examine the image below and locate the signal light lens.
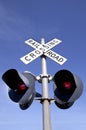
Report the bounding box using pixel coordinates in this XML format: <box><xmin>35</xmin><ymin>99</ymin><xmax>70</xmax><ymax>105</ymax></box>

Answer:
<box><xmin>18</xmin><ymin>83</ymin><xmax>27</xmax><ymax>91</ymax></box>
<box><xmin>63</xmin><ymin>82</ymin><xmax>72</xmax><ymax>90</ymax></box>
<box><xmin>15</xmin><ymin>82</ymin><xmax>28</xmax><ymax>94</ymax></box>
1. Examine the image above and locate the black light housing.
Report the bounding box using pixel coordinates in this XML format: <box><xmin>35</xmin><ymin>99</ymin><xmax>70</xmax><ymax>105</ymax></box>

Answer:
<box><xmin>53</xmin><ymin>69</ymin><xmax>83</xmax><ymax>109</ymax></box>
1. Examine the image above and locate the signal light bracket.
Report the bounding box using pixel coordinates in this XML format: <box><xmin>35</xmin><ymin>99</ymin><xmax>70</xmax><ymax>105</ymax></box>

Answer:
<box><xmin>35</xmin><ymin>97</ymin><xmax>55</xmax><ymax>104</ymax></box>
<box><xmin>36</xmin><ymin>74</ymin><xmax>53</xmax><ymax>83</ymax></box>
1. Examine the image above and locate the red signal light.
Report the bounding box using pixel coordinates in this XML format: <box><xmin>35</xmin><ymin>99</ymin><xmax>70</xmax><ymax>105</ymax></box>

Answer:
<box><xmin>63</xmin><ymin>82</ymin><xmax>72</xmax><ymax>90</ymax></box>
<box><xmin>18</xmin><ymin>83</ymin><xmax>27</xmax><ymax>91</ymax></box>
<box><xmin>15</xmin><ymin>82</ymin><xmax>28</xmax><ymax>94</ymax></box>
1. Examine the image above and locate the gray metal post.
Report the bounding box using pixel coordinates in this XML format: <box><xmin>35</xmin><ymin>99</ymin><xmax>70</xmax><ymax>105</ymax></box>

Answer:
<box><xmin>41</xmin><ymin>39</ymin><xmax>52</xmax><ymax>130</ymax></box>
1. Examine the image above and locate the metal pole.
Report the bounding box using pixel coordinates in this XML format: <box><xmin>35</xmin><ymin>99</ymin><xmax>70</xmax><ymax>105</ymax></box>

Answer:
<box><xmin>41</xmin><ymin>38</ymin><xmax>52</xmax><ymax>130</ymax></box>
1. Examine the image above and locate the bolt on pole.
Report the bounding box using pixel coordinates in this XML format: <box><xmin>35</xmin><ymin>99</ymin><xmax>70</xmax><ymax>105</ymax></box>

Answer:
<box><xmin>41</xmin><ymin>38</ymin><xmax>52</xmax><ymax>130</ymax></box>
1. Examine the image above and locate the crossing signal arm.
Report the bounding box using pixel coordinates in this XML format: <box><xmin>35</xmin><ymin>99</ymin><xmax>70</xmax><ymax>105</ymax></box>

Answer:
<box><xmin>53</xmin><ymin>69</ymin><xmax>83</xmax><ymax>109</ymax></box>
<box><xmin>2</xmin><ymin>69</ymin><xmax>36</xmax><ymax>110</ymax></box>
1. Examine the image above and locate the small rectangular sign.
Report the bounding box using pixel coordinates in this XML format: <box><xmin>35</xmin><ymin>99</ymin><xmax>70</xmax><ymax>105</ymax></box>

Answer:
<box><xmin>45</xmin><ymin>50</ymin><xmax>67</xmax><ymax>65</ymax></box>
<box><xmin>20</xmin><ymin>49</ymin><xmax>43</xmax><ymax>64</ymax></box>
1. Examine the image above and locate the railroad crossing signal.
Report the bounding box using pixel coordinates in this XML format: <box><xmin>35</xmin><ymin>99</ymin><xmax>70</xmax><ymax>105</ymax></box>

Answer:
<box><xmin>2</xmin><ymin>38</ymin><xmax>83</xmax><ymax>130</ymax></box>
<box><xmin>20</xmin><ymin>38</ymin><xmax>67</xmax><ymax>65</ymax></box>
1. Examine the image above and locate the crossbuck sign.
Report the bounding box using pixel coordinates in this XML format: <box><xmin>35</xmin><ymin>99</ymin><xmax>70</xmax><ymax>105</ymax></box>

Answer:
<box><xmin>20</xmin><ymin>38</ymin><xmax>67</xmax><ymax>65</ymax></box>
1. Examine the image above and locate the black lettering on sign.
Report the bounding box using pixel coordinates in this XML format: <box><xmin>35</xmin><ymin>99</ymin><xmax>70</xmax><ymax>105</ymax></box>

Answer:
<box><xmin>47</xmin><ymin>42</ymin><xmax>55</xmax><ymax>47</ymax></box>
<box><xmin>35</xmin><ymin>50</ymin><xmax>41</xmax><ymax>54</ymax></box>
<box><xmin>31</xmin><ymin>42</ymin><xmax>39</xmax><ymax>49</ymax></box>
<box><xmin>28</xmin><ymin>39</ymin><xmax>34</xmax><ymax>43</ymax></box>
<box><xmin>46</xmin><ymin>50</ymin><xmax>54</xmax><ymax>56</ymax></box>
<box><xmin>29</xmin><ymin>53</ymin><xmax>36</xmax><ymax>58</ymax></box>
<box><xmin>58</xmin><ymin>58</ymin><xmax>64</xmax><ymax>62</ymax></box>
<box><xmin>42</xmin><ymin>44</ymin><xmax>49</xmax><ymax>49</ymax></box>
<box><xmin>29</xmin><ymin>42</ymin><xmax>39</xmax><ymax>49</ymax></box>
<box><xmin>28</xmin><ymin>39</ymin><xmax>40</xmax><ymax>49</ymax></box>
<box><xmin>52</xmin><ymin>39</ymin><xmax>58</xmax><ymax>43</ymax></box>
<box><xmin>25</xmin><ymin>56</ymin><xmax>31</xmax><ymax>61</ymax></box>
<box><xmin>46</xmin><ymin>50</ymin><xmax>64</xmax><ymax>62</ymax></box>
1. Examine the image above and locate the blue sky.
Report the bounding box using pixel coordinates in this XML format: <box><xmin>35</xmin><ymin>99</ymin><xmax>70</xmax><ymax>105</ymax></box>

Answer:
<box><xmin>0</xmin><ymin>0</ymin><xmax>86</xmax><ymax>130</ymax></box>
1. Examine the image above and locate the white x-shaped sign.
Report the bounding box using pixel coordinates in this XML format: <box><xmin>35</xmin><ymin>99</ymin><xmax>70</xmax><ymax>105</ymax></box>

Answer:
<box><xmin>20</xmin><ymin>38</ymin><xmax>67</xmax><ymax>65</ymax></box>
